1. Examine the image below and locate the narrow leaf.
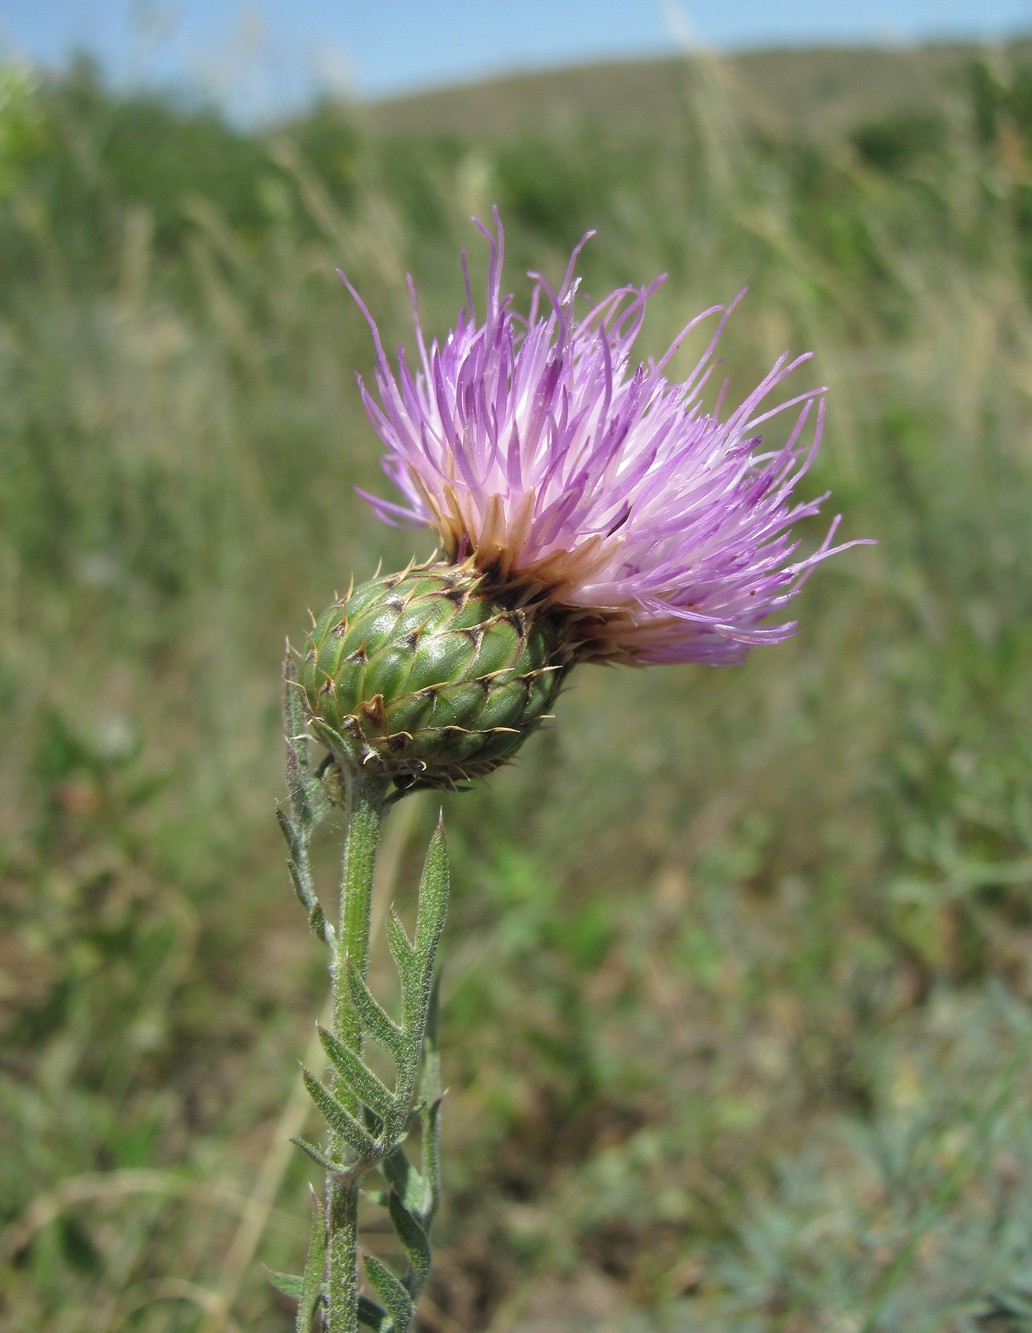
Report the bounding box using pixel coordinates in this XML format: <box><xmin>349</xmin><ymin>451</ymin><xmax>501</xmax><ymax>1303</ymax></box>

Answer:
<box><xmin>396</xmin><ymin>824</ymin><xmax>450</xmax><ymax>1043</ymax></box>
<box><xmin>290</xmin><ymin>1135</ymin><xmax>352</xmax><ymax>1176</ymax></box>
<box><xmin>308</xmin><ymin>900</ymin><xmax>329</xmax><ymax>943</ymax></box>
<box><xmin>388</xmin><ymin>913</ymin><xmax>426</xmax><ymax>1047</ymax></box>
<box><xmin>282</xmin><ymin>652</ymin><xmax>328</xmax><ymax>829</ymax></box>
<box><xmin>282</xmin><ymin>650</ymin><xmax>307</xmax><ymax>742</ymax></box>
<box><xmin>414</xmin><ymin>819</ymin><xmax>450</xmax><ymax>966</ymax></box>
<box><xmin>317</xmin><ymin>1026</ymin><xmax>396</xmax><ymax>1121</ymax></box>
<box><xmin>364</xmin><ymin>1254</ymin><xmax>413</xmax><ymax>1332</ymax></box>
<box><xmin>413</xmin><ymin>973</ymin><xmax>444</xmax><ymax>1225</ymax></box>
<box><xmin>421</xmin><ymin>974</ymin><xmax>442</xmax><ymax>1105</ymax></box>
<box><xmin>310</xmin><ymin>716</ymin><xmax>360</xmax><ymax>769</ymax></box>
<box><xmin>388</xmin><ymin>1190</ymin><xmax>432</xmax><ymax>1293</ymax></box>
<box><xmin>307</xmin><ymin>715</ymin><xmax>345</xmax><ymax>751</ymax></box>
<box><xmin>301</xmin><ymin>1069</ymin><xmax>380</xmax><ymax>1161</ymax></box>
<box><xmin>282</xmin><ymin>653</ymin><xmax>307</xmax><ymax>793</ymax></box>
<box><xmin>277</xmin><ymin>801</ymin><xmax>329</xmax><ymax>945</ymax></box>
<box><xmin>382</xmin><ymin>1148</ymin><xmax>432</xmax><ymax>1220</ymax></box>
<box><xmin>297</xmin><ymin>1185</ymin><xmax>327</xmax><ymax>1331</ymax></box>
<box><xmin>345</xmin><ymin>962</ymin><xmax>407</xmax><ymax>1065</ymax></box>
<box><xmin>266</xmin><ymin>1269</ymin><xmax>304</xmax><ymax>1299</ymax></box>
<box><xmin>386</xmin><ymin>908</ymin><xmax>416</xmax><ymax>971</ymax></box>
<box><xmin>418</xmin><ymin>1097</ymin><xmax>444</xmax><ymax>1227</ymax></box>
<box><xmin>275</xmin><ymin>811</ymin><xmax>310</xmax><ymax>899</ymax></box>
<box><xmin>276</xmin><ymin>803</ymin><xmax>300</xmax><ymax>853</ymax></box>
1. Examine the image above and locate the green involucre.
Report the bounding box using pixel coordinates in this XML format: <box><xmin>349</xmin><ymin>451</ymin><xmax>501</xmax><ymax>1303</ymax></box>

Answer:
<box><xmin>298</xmin><ymin>561</ymin><xmax>571</xmax><ymax>789</ymax></box>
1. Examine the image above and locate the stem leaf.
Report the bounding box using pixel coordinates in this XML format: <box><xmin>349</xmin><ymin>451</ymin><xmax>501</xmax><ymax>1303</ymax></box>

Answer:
<box><xmin>382</xmin><ymin>1148</ymin><xmax>432</xmax><ymax>1220</ymax></box>
<box><xmin>418</xmin><ymin>1097</ymin><xmax>444</xmax><ymax>1227</ymax></box>
<box><xmin>266</xmin><ymin>1269</ymin><xmax>304</xmax><ymax>1299</ymax></box>
<box><xmin>290</xmin><ymin>1135</ymin><xmax>352</xmax><ymax>1177</ymax></box>
<box><xmin>364</xmin><ymin>1254</ymin><xmax>413</xmax><ymax>1332</ymax></box>
<box><xmin>345</xmin><ymin>962</ymin><xmax>408</xmax><ymax>1066</ymax></box>
<box><xmin>310</xmin><ymin>716</ymin><xmax>362</xmax><ymax>771</ymax></box>
<box><xmin>414</xmin><ymin>820</ymin><xmax>450</xmax><ymax>966</ymax></box>
<box><xmin>386</xmin><ymin>907</ymin><xmax>416</xmax><ymax>972</ymax></box>
<box><xmin>296</xmin><ymin>1185</ymin><xmax>327</xmax><ymax>1332</ymax></box>
<box><xmin>388</xmin><ymin>1190</ymin><xmax>432</xmax><ymax>1293</ymax></box>
<box><xmin>301</xmin><ymin>1068</ymin><xmax>379</xmax><ymax>1161</ymax></box>
<box><xmin>317</xmin><ymin>1025</ymin><xmax>397</xmax><ymax>1122</ymax></box>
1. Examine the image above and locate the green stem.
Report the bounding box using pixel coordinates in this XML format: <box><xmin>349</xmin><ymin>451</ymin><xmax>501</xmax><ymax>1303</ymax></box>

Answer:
<box><xmin>325</xmin><ymin>767</ymin><xmax>389</xmax><ymax>1333</ymax></box>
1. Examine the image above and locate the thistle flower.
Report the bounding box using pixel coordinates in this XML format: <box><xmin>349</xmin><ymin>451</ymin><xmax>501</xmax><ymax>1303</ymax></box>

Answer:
<box><xmin>346</xmin><ymin>211</ymin><xmax>862</xmax><ymax>667</ymax></box>
<box><xmin>301</xmin><ymin>215</ymin><xmax>865</xmax><ymax>789</ymax></box>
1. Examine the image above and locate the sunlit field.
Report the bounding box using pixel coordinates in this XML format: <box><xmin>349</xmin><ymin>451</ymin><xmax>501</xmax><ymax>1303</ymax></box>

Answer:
<box><xmin>2</xmin><ymin>42</ymin><xmax>1032</xmax><ymax>1331</ymax></box>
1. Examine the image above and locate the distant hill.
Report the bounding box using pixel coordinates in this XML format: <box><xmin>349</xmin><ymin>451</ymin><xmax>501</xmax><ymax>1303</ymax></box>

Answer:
<box><xmin>362</xmin><ymin>40</ymin><xmax>1032</xmax><ymax>142</ymax></box>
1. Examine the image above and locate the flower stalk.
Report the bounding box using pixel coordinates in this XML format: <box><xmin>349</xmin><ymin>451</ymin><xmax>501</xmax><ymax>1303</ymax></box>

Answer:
<box><xmin>276</xmin><ymin>654</ymin><xmax>451</xmax><ymax>1331</ymax></box>
<box><xmin>326</xmin><ymin>768</ymin><xmax>387</xmax><ymax>1333</ymax></box>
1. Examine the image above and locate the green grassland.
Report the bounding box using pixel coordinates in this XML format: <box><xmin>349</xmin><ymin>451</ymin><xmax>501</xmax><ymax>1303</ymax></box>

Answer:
<box><xmin>2</xmin><ymin>40</ymin><xmax>1032</xmax><ymax>1331</ymax></box>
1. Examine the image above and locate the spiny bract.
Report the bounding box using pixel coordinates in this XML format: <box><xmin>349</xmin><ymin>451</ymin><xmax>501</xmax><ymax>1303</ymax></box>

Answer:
<box><xmin>299</xmin><ymin>561</ymin><xmax>571</xmax><ymax>790</ymax></box>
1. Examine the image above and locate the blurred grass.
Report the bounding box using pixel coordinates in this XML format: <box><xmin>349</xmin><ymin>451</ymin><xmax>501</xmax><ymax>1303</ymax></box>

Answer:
<box><xmin>1</xmin><ymin>41</ymin><xmax>1031</xmax><ymax>1332</ymax></box>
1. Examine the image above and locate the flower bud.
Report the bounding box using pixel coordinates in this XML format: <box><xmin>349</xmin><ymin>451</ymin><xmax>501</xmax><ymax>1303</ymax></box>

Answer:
<box><xmin>298</xmin><ymin>560</ymin><xmax>571</xmax><ymax>790</ymax></box>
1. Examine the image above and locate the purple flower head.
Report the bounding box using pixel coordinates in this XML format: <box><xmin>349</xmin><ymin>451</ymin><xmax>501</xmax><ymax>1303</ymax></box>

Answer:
<box><xmin>342</xmin><ymin>212</ymin><xmax>864</xmax><ymax>665</ymax></box>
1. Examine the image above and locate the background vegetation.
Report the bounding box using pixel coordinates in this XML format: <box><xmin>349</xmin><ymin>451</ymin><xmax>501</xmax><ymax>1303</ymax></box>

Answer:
<box><xmin>2</xmin><ymin>38</ymin><xmax>1031</xmax><ymax>1331</ymax></box>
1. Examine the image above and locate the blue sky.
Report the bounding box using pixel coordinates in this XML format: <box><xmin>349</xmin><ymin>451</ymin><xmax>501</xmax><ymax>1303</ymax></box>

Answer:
<box><xmin>3</xmin><ymin>0</ymin><xmax>1031</xmax><ymax>121</ymax></box>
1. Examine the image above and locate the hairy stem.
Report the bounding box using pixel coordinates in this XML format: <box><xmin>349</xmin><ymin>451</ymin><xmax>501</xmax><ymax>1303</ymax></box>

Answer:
<box><xmin>325</xmin><ymin>768</ymin><xmax>389</xmax><ymax>1333</ymax></box>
